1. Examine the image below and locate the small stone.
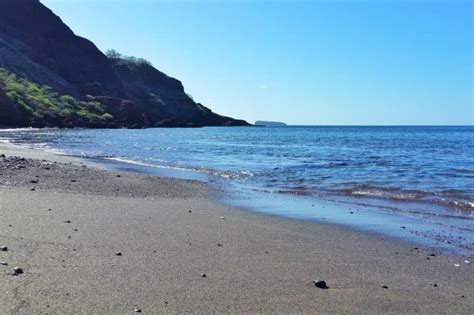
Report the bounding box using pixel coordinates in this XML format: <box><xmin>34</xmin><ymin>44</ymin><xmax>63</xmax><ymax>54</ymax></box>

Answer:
<box><xmin>188</xmin><ymin>210</ymin><xmax>192</xmax><ymax>213</ymax></box>
<box><xmin>432</xmin><ymin>283</ymin><xmax>439</xmax><ymax>287</ymax></box>
<box><xmin>217</xmin><ymin>243</ymin><xmax>223</xmax><ymax>247</ymax></box>
<box><xmin>116</xmin><ymin>174</ymin><xmax>121</xmax><ymax>177</ymax></box>
<box><xmin>454</xmin><ymin>264</ymin><xmax>460</xmax><ymax>267</ymax></box>
<box><xmin>201</xmin><ymin>273</ymin><xmax>207</xmax><ymax>278</ymax></box>
<box><xmin>65</xmin><ymin>220</ymin><xmax>71</xmax><ymax>224</ymax></box>
<box><xmin>0</xmin><ymin>262</ymin><xmax>7</xmax><ymax>265</ymax></box>
<box><xmin>220</xmin><ymin>217</ymin><xmax>225</xmax><ymax>220</ymax></box>
<box><xmin>13</xmin><ymin>267</ymin><xmax>24</xmax><ymax>275</ymax></box>
<box><xmin>70</xmin><ymin>179</ymin><xmax>77</xmax><ymax>183</ymax></box>
<box><xmin>464</xmin><ymin>260</ymin><xmax>470</xmax><ymax>264</ymax></box>
<box><xmin>0</xmin><ymin>246</ymin><xmax>7</xmax><ymax>251</ymax></box>
<box><xmin>30</xmin><ymin>180</ymin><xmax>38</xmax><ymax>184</ymax></box>
<box><xmin>312</xmin><ymin>280</ymin><xmax>329</xmax><ymax>289</ymax></box>
<box><xmin>115</xmin><ymin>252</ymin><xmax>122</xmax><ymax>256</ymax></box>
<box><xmin>133</xmin><ymin>307</ymin><xmax>142</xmax><ymax>313</ymax></box>
<box><xmin>381</xmin><ymin>285</ymin><xmax>389</xmax><ymax>289</ymax></box>
<box><xmin>429</xmin><ymin>253</ymin><xmax>436</xmax><ymax>257</ymax></box>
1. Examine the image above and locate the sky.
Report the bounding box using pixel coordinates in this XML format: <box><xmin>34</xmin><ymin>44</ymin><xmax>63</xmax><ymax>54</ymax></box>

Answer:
<box><xmin>41</xmin><ymin>0</ymin><xmax>472</xmax><ymax>125</ymax></box>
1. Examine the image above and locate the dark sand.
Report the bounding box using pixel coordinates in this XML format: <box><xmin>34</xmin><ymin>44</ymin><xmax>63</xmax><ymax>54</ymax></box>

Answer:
<box><xmin>0</xmin><ymin>143</ymin><xmax>473</xmax><ymax>314</ymax></box>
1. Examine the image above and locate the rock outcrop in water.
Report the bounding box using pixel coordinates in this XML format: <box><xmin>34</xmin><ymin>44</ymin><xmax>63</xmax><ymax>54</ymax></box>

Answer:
<box><xmin>0</xmin><ymin>0</ymin><xmax>249</xmax><ymax>128</ymax></box>
<box><xmin>255</xmin><ymin>121</ymin><xmax>287</xmax><ymax>127</ymax></box>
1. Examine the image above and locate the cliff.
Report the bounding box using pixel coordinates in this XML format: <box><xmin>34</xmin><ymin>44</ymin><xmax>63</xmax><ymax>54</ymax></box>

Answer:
<box><xmin>0</xmin><ymin>0</ymin><xmax>249</xmax><ymax>128</ymax></box>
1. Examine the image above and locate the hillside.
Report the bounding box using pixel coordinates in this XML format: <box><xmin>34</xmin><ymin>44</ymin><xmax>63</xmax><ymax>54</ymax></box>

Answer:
<box><xmin>0</xmin><ymin>0</ymin><xmax>249</xmax><ymax>128</ymax></box>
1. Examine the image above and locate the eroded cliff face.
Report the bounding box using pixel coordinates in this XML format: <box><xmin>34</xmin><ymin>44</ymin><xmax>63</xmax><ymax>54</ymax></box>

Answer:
<box><xmin>0</xmin><ymin>0</ymin><xmax>249</xmax><ymax>128</ymax></box>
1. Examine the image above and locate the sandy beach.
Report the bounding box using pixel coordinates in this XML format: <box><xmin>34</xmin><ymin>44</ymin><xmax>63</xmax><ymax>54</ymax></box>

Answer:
<box><xmin>0</xmin><ymin>143</ymin><xmax>472</xmax><ymax>314</ymax></box>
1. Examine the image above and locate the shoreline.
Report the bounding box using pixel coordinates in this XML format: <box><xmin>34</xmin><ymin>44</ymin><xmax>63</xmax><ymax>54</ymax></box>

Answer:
<box><xmin>0</xmin><ymin>142</ymin><xmax>473</xmax><ymax>313</ymax></box>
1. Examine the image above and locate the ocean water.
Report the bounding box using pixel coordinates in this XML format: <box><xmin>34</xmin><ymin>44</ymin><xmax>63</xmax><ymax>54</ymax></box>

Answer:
<box><xmin>1</xmin><ymin>126</ymin><xmax>473</xmax><ymax>254</ymax></box>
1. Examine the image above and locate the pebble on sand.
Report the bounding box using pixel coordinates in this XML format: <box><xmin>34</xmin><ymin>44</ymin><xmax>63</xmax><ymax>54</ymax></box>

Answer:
<box><xmin>133</xmin><ymin>307</ymin><xmax>142</xmax><ymax>313</ymax></box>
<box><xmin>201</xmin><ymin>273</ymin><xmax>207</xmax><ymax>278</ymax></box>
<box><xmin>381</xmin><ymin>285</ymin><xmax>389</xmax><ymax>289</ymax></box>
<box><xmin>0</xmin><ymin>246</ymin><xmax>8</xmax><ymax>251</ymax></box>
<box><xmin>116</xmin><ymin>252</ymin><xmax>122</xmax><ymax>256</ymax></box>
<box><xmin>13</xmin><ymin>267</ymin><xmax>24</xmax><ymax>275</ymax></box>
<box><xmin>0</xmin><ymin>262</ymin><xmax>8</xmax><ymax>265</ymax></box>
<box><xmin>312</xmin><ymin>280</ymin><xmax>329</xmax><ymax>289</ymax></box>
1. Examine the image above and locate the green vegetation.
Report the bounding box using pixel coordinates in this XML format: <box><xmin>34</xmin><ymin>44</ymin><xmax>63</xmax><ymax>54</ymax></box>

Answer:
<box><xmin>105</xmin><ymin>49</ymin><xmax>152</xmax><ymax>66</ymax></box>
<box><xmin>0</xmin><ymin>67</ymin><xmax>113</xmax><ymax>127</ymax></box>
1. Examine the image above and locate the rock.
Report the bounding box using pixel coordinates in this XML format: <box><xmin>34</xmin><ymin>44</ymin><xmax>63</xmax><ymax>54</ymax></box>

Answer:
<box><xmin>201</xmin><ymin>274</ymin><xmax>207</xmax><ymax>278</ymax></box>
<box><xmin>312</xmin><ymin>280</ymin><xmax>329</xmax><ymax>289</ymax></box>
<box><xmin>220</xmin><ymin>217</ymin><xmax>225</xmax><ymax>220</ymax></box>
<box><xmin>65</xmin><ymin>220</ymin><xmax>71</xmax><ymax>223</ymax></box>
<box><xmin>381</xmin><ymin>285</ymin><xmax>389</xmax><ymax>289</ymax></box>
<box><xmin>0</xmin><ymin>0</ymin><xmax>249</xmax><ymax>129</ymax></box>
<box><xmin>0</xmin><ymin>262</ymin><xmax>7</xmax><ymax>265</ymax></box>
<box><xmin>217</xmin><ymin>243</ymin><xmax>223</xmax><ymax>247</ymax></box>
<box><xmin>432</xmin><ymin>283</ymin><xmax>439</xmax><ymax>287</ymax></box>
<box><xmin>0</xmin><ymin>246</ymin><xmax>7</xmax><ymax>251</ymax></box>
<box><xmin>133</xmin><ymin>307</ymin><xmax>142</xmax><ymax>313</ymax></box>
<box><xmin>115</xmin><ymin>252</ymin><xmax>122</xmax><ymax>256</ymax></box>
<box><xmin>13</xmin><ymin>267</ymin><xmax>24</xmax><ymax>275</ymax></box>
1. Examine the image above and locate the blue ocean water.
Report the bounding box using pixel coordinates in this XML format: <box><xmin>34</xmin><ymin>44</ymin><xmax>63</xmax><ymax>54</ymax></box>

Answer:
<box><xmin>1</xmin><ymin>126</ymin><xmax>473</xmax><ymax>253</ymax></box>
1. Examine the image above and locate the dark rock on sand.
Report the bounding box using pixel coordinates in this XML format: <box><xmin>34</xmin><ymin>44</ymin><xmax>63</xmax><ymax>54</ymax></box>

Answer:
<box><xmin>0</xmin><ymin>246</ymin><xmax>8</xmax><ymax>251</ymax></box>
<box><xmin>13</xmin><ymin>267</ymin><xmax>24</xmax><ymax>275</ymax></box>
<box><xmin>312</xmin><ymin>280</ymin><xmax>329</xmax><ymax>289</ymax></box>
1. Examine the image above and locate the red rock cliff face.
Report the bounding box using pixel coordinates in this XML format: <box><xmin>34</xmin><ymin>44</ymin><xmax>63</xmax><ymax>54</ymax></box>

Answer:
<box><xmin>0</xmin><ymin>0</ymin><xmax>249</xmax><ymax>128</ymax></box>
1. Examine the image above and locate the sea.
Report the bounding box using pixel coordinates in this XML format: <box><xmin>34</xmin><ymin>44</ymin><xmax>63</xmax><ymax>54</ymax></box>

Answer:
<box><xmin>1</xmin><ymin>126</ymin><xmax>473</xmax><ymax>255</ymax></box>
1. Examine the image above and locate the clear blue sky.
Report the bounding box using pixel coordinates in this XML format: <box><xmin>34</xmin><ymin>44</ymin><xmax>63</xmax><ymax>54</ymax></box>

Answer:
<box><xmin>42</xmin><ymin>0</ymin><xmax>472</xmax><ymax>125</ymax></box>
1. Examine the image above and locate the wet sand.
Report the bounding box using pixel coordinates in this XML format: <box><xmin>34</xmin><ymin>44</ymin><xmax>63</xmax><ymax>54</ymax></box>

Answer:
<box><xmin>0</xmin><ymin>143</ymin><xmax>473</xmax><ymax>314</ymax></box>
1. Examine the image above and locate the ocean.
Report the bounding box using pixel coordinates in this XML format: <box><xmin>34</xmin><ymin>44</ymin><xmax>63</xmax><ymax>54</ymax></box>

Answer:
<box><xmin>1</xmin><ymin>126</ymin><xmax>473</xmax><ymax>254</ymax></box>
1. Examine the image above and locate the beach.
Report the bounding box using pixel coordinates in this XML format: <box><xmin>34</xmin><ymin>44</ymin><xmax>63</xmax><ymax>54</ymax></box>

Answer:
<box><xmin>0</xmin><ymin>142</ymin><xmax>472</xmax><ymax>314</ymax></box>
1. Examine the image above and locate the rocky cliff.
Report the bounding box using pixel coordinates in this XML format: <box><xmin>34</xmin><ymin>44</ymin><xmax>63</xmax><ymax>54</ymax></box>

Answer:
<box><xmin>0</xmin><ymin>0</ymin><xmax>249</xmax><ymax>128</ymax></box>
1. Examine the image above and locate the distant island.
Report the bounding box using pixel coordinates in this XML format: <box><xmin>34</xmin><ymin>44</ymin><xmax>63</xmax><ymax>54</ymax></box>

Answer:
<box><xmin>0</xmin><ymin>0</ymin><xmax>249</xmax><ymax>128</ymax></box>
<box><xmin>255</xmin><ymin>121</ymin><xmax>288</xmax><ymax>127</ymax></box>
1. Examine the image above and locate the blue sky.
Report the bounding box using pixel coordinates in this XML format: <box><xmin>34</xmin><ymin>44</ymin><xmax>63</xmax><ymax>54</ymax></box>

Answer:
<box><xmin>42</xmin><ymin>0</ymin><xmax>472</xmax><ymax>125</ymax></box>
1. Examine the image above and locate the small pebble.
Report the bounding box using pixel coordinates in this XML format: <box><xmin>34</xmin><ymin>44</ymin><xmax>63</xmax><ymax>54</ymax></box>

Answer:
<box><xmin>13</xmin><ymin>267</ymin><xmax>24</xmax><ymax>275</ymax></box>
<box><xmin>188</xmin><ymin>210</ymin><xmax>192</xmax><ymax>213</ymax></box>
<box><xmin>220</xmin><ymin>217</ymin><xmax>225</xmax><ymax>220</ymax></box>
<box><xmin>312</xmin><ymin>280</ymin><xmax>329</xmax><ymax>289</ymax></box>
<box><xmin>381</xmin><ymin>285</ymin><xmax>389</xmax><ymax>289</ymax></box>
<box><xmin>0</xmin><ymin>262</ymin><xmax>7</xmax><ymax>266</ymax></box>
<box><xmin>133</xmin><ymin>307</ymin><xmax>142</xmax><ymax>313</ymax></box>
<box><xmin>0</xmin><ymin>246</ymin><xmax>8</xmax><ymax>251</ymax></box>
<box><xmin>116</xmin><ymin>252</ymin><xmax>122</xmax><ymax>256</ymax></box>
<box><xmin>454</xmin><ymin>264</ymin><xmax>460</xmax><ymax>267</ymax></box>
<box><xmin>201</xmin><ymin>274</ymin><xmax>207</xmax><ymax>278</ymax></box>
<box><xmin>432</xmin><ymin>283</ymin><xmax>439</xmax><ymax>287</ymax></box>
<box><xmin>464</xmin><ymin>260</ymin><xmax>470</xmax><ymax>264</ymax></box>
<box><xmin>65</xmin><ymin>220</ymin><xmax>71</xmax><ymax>224</ymax></box>
<box><xmin>217</xmin><ymin>243</ymin><xmax>223</xmax><ymax>247</ymax></box>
